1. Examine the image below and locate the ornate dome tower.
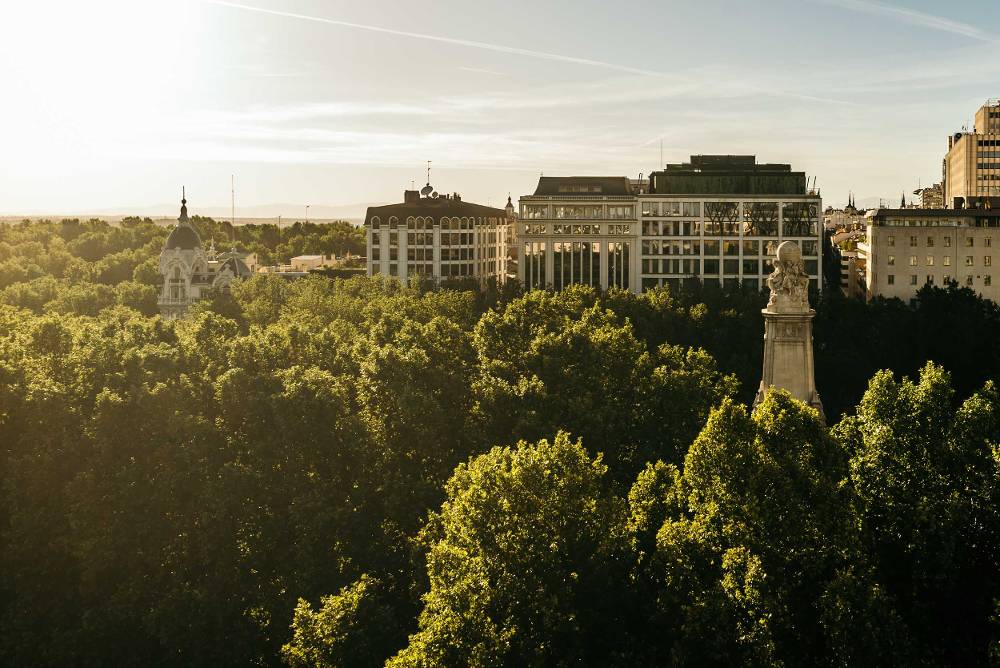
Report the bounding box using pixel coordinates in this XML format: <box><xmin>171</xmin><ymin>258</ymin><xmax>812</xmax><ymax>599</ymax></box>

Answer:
<box><xmin>158</xmin><ymin>189</ymin><xmax>210</xmax><ymax>318</ymax></box>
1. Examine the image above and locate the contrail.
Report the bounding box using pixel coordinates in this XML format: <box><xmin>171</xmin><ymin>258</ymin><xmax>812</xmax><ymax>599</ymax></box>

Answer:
<box><xmin>202</xmin><ymin>0</ymin><xmax>673</xmax><ymax>79</ymax></box>
<box><xmin>809</xmin><ymin>0</ymin><xmax>995</xmax><ymax>42</ymax></box>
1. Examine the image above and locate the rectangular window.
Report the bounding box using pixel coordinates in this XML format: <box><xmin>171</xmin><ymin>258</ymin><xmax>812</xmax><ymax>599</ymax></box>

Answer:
<box><xmin>966</xmin><ymin>238</ymin><xmax>974</xmax><ymax>247</ymax></box>
<box><xmin>944</xmin><ymin>236</ymin><xmax>952</xmax><ymax>247</ymax></box>
<box><xmin>967</xmin><ymin>276</ymin><xmax>974</xmax><ymax>286</ymax></box>
<box><xmin>987</xmin><ymin>237</ymin><xmax>993</xmax><ymax>248</ymax></box>
<box><xmin>888</xmin><ymin>235</ymin><xmax>895</xmax><ymax>246</ymax></box>
<box><xmin>944</xmin><ymin>256</ymin><xmax>951</xmax><ymax>266</ymax></box>
<box><xmin>927</xmin><ymin>237</ymin><xmax>935</xmax><ymax>247</ymax></box>
<box><xmin>910</xmin><ymin>236</ymin><xmax>918</xmax><ymax>247</ymax></box>
<box><xmin>926</xmin><ymin>256</ymin><xmax>934</xmax><ymax>266</ymax></box>
<box><xmin>966</xmin><ymin>256</ymin><xmax>974</xmax><ymax>266</ymax></box>
<box><xmin>986</xmin><ymin>256</ymin><xmax>993</xmax><ymax>266</ymax></box>
<box><xmin>926</xmin><ymin>275</ymin><xmax>935</xmax><ymax>284</ymax></box>
<box><xmin>607</xmin><ymin>205</ymin><xmax>635</xmax><ymax>220</ymax></box>
<box><xmin>887</xmin><ymin>274</ymin><xmax>895</xmax><ymax>285</ymax></box>
<box><xmin>944</xmin><ymin>274</ymin><xmax>951</xmax><ymax>284</ymax></box>
<box><xmin>887</xmin><ymin>255</ymin><xmax>895</xmax><ymax>266</ymax></box>
<box><xmin>910</xmin><ymin>275</ymin><xmax>918</xmax><ymax>285</ymax></box>
<box><xmin>909</xmin><ymin>256</ymin><xmax>917</xmax><ymax>266</ymax></box>
<box><xmin>986</xmin><ymin>276</ymin><xmax>993</xmax><ymax>286</ymax></box>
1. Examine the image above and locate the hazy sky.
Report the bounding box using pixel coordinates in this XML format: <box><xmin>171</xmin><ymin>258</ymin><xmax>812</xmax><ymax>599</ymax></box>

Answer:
<box><xmin>2</xmin><ymin>0</ymin><xmax>999</xmax><ymax>215</ymax></box>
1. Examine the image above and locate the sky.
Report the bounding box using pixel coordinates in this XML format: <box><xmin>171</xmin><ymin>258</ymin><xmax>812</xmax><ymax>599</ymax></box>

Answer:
<box><xmin>2</xmin><ymin>0</ymin><xmax>999</xmax><ymax>217</ymax></box>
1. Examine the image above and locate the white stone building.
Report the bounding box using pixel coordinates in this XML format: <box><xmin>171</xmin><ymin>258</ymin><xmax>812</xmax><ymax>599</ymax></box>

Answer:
<box><xmin>158</xmin><ymin>194</ymin><xmax>252</xmax><ymax>318</ymax></box>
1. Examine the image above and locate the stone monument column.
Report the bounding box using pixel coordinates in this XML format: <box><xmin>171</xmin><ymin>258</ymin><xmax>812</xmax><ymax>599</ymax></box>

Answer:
<box><xmin>754</xmin><ymin>241</ymin><xmax>825</xmax><ymax>422</ymax></box>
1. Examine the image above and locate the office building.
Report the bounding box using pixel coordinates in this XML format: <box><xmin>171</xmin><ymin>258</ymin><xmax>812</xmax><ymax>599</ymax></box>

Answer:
<box><xmin>859</xmin><ymin>207</ymin><xmax>1000</xmax><ymax>302</ymax></box>
<box><xmin>518</xmin><ymin>176</ymin><xmax>639</xmax><ymax>291</ymax></box>
<box><xmin>517</xmin><ymin>155</ymin><xmax>823</xmax><ymax>294</ymax></box>
<box><xmin>365</xmin><ymin>186</ymin><xmax>514</xmax><ymax>284</ymax></box>
<box><xmin>944</xmin><ymin>99</ymin><xmax>1000</xmax><ymax>208</ymax></box>
<box><xmin>916</xmin><ymin>182</ymin><xmax>944</xmax><ymax>209</ymax></box>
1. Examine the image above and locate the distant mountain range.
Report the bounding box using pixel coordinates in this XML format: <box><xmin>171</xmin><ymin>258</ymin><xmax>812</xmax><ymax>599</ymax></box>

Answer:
<box><xmin>1</xmin><ymin>201</ymin><xmax>387</xmax><ymax>225</ymax></box>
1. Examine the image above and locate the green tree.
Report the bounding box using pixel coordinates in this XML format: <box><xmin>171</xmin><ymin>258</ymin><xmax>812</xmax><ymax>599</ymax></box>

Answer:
<box><xmin>390</xmin><ymin>433</ymin><xmax>635</xmax><ymax>667</ymax></box>
<box><xmin>834</xmin><ymin>363</ymin><xmax>1000</xmax><ymax>665</ymax></box>
<box><xmin>474</xmin><ymin>285</ymin><xmax>736</xmax><ymax>480</ymax></box>
<box><xmin>638</xmin><ymin>391</ymin><xmax>907</xmax><ymax>665</ymax></box>
<box><xmin>283</xmin><ymin>575</ymin><xmax>405</xmax><ymax>668</ymax></box>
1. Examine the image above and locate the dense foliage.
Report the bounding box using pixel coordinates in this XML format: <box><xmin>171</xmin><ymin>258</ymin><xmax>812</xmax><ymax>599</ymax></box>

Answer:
<box><xmin>1</xmin><ymin>219</ymin><xmax>999</xmax><ymax>665</ymax></box>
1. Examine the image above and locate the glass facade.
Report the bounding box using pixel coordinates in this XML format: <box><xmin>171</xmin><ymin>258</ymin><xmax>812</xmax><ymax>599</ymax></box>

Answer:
<box><xmin>608</xmin><ymin>242</ymin><xmax>630</xmax><ymax>290</ymax></box>
<box><xmin>517</xmin><ymin>194</ymin><xmax>821</xmax><ymax>294</ymax></box>
<box><xmin>524</xmin><ymin>241</ymin><xmax>547</xmax><ymax>291</ymax></box>
<box><xmin>553</xmin><ymin>241</ymin><xmax>601</xmax><ymax>290</ymax></box>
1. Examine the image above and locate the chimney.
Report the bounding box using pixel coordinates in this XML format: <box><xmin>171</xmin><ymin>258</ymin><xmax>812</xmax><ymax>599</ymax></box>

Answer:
<box><xmin>453</xmin><ymin>192</ymin><xmax>461</xmax><ymax>202</ymax></box>
<box><xmin>404</xmin><ymin>190</ymin><xmax>420</xmax><ymax>203</ymax></box>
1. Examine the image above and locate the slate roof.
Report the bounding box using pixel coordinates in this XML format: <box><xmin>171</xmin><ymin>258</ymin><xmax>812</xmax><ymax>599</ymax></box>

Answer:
<box><xmin>531</xmin><ymin>176</ymin><xmax>634</xmax><ymax>197</ymax></box>
<box><xmin>365</xmin><ymin>195</ymin><xmax>507</xmax><ymax>226</ymax></box>
<box><xmin>164</xmin><ymin>224</ymin><xmax>202</xmax><ymax>250</ymax></box>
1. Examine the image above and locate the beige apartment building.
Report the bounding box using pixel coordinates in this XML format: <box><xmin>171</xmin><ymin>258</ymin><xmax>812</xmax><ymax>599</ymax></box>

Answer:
<box><xmin>365</xmin><ymin>188</ymin><xmax>514</xmax><ymax>285</ymax></box>
<box><xmin>859</xmin><ymin>208</ymin><xmax>1000</xmax><ymax>302</ymax></box>
<box><xmin>944</xmin><ymin>99</ymin><xmax>1000</xmax><ymax>208</ymax></box>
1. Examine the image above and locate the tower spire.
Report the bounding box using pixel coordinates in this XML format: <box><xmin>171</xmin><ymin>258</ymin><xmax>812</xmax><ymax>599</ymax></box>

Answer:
<box><xmin>179</xmin><ymin>186</ymin><xmax>189</xmax><ymax>222</ymax></box>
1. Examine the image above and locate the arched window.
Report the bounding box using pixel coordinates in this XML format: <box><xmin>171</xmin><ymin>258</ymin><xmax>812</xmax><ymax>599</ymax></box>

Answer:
<box><xmin>371</xmin><ymin>216</ymin><xmax>381</xmax><ymax>230</ymax></box>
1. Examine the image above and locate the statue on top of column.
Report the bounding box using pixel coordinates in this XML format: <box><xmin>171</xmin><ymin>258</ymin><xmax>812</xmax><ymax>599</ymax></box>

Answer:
<box><xmin>766</xmin><ymin>241</ymin><xmax>810</xmax><ymax>312</ymax></box>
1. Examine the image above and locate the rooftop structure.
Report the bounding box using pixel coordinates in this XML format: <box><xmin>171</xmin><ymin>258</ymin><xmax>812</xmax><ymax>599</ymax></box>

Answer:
<box><xmin>650</xmin><ymin>155</ymin><xmax>809</xmax><ymax>196</ymax></box>
<box><xmin>532</xmin><ymin>176</ymin><xmax>634</xmax><ymax>197</ymax></box>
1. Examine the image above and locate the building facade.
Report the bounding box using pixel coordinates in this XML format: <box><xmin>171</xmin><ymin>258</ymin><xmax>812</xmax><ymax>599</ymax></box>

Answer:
<box><xmin>916</xmin><ymin>182</ymin><xmax>944</xmax><ymax>209</ymax></box>
<box><xmin>158</xmin><ymin>194</ymin><xmax>252</xmax><ymax>318</ymax></box>
<box><xmin>944</xmin><ymin>99</ymin><xmax>1000</xmax><ymax>208</ymax></box>
<box><xmin>517</xmin><ymin>156</ymin><xmax>823</xmax><ymax>294</ymax></box>
<box><xmin>365</xmin><ymin>188</ymin><xmax>513</xmax><ymax>285</ymax></box>
<box><xmin>859</xmin><ymin>208</ymin><xmax>1000</xmax><ymax>302</ymax></box>
<box><xmin>518</xmin><ymin>176</ymin><xmax>639</xmax><ymax>292</ymax></box>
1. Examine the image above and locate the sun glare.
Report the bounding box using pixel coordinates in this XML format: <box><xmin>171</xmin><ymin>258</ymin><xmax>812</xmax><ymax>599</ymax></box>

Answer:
<box><xmin>1</xmin><ymin>0</ymin><xmax>202</xmax><ymax>170</ymax></box>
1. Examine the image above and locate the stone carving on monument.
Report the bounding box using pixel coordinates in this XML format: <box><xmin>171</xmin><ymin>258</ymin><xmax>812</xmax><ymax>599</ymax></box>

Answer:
<box><xmin>754</xmin><ymin>241</ymin><xmax>825</xmax><ymax>422</ymax></box>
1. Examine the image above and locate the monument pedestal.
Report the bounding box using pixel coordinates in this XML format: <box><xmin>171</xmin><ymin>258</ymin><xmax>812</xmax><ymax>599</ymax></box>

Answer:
<box><xmin>754</xmin><ymin>240</ymin><xmax>825</xmax><ymax>423</ymax></box>
<box><xmin>754</xmin><ymin>308</ymin><xmax>825</xmax><ymax>421</ymax></box>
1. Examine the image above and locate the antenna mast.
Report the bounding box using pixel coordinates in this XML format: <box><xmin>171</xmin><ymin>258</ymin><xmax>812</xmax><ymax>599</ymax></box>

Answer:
<box><xmin>231</xmin><ymin>174</ymin><xmax>236</xmax><ymax>250</ymax></box>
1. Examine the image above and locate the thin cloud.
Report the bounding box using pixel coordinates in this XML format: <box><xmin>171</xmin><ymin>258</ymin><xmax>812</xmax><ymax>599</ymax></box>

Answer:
<box><xmin>458</xmin><ymin>66</ymin><xmax>510</xmax><ymax>77</ymax></box>
<box><xmin>811</xmin><ymin>0</ymin><xmax>995</xmax><ymax>42</ymax></box>
<box><xmin>203</xmin><ymin>1</ymin><xmax>855</xmax><ymax>107</ymax></box>
<box><xmin>202</xmin><ymin>0</ymin><xmax>676</xmax><ymax>79</ymax></box>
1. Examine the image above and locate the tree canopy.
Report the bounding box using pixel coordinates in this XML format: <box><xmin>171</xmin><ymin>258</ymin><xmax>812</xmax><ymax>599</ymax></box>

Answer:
<box><xmin>1</xmin><ymin>218</ymin><xmax>1000</xmax><ymax>665</ymax></box>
